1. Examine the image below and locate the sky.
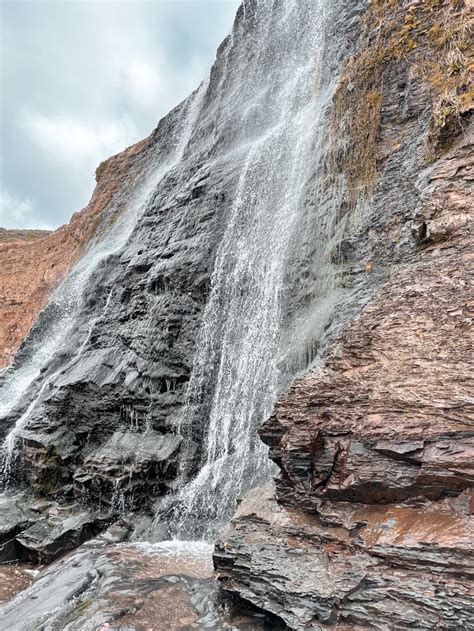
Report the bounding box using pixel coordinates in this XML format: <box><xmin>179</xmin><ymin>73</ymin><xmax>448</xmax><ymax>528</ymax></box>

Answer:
<box><xmin>0</xmin><ymin>0</ymin><xmax>240</xmax><ymax>230</ymax></box>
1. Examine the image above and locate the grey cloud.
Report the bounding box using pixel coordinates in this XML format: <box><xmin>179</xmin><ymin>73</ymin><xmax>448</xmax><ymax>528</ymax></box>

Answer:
<box><xmin>0</xmin><ymin>0</ymin><xmax>240</xmax><ymax>229</ymax></box>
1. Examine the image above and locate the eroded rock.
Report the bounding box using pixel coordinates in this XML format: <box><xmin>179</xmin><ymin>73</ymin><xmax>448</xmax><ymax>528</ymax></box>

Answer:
<box><xmin>215</xmin><ymin>484</ymin><xmax>473</xmax><ymax>629</ymax></box>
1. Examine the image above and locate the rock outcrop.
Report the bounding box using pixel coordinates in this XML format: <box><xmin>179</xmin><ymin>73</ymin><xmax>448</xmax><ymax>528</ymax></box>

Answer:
<box><xmin>215</xmin><ymin>134</ymin><xmax>473</xmax><ymax>629</ymax></box>
<box><xmin>214</xmin><ymin>0</ymin><xmax>473</xmax><ymax>628</ymax></box>
<box><xmin>0</xmin><ymin>138</ymin><xmax>148</xmax><ymax>368</ymax></box>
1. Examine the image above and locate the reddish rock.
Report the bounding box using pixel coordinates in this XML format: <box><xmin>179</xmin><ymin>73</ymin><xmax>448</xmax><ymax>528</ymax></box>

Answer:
<box><xmin>0</xmin><ymin>138</ymin><xmax>148</xmax><ymax>368</ymax></box>
<box><xmin>0</xmin><ymin>564</ymin><xmax>36</xmax><ymax>605</ymax></box>
<box><xmin>215</xmin><ymin>483</ymin><xmax>473</xmax><ymax>629</ymax></box>
<box><xmin>215</xmin><ymin>112</ymin><xmax>473</xmax><ymax>631</ymax></box>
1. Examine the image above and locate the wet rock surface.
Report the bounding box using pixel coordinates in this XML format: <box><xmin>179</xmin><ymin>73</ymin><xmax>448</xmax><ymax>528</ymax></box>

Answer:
<box><xmin>215</xmin><ymin>484</ymin><xmax>473</xmax><ymax>630</ymax></box>
<box><xmin>0</xmin><ymin>564</ymin><xmax>36</xmax><ymax>605</ymax></box>
<box><xmin>0</xmin><ymin>0</ymin><xmax>363</xmax><ymax>551</ymax></box>
<box><xmin>73</xmin><ymin>430</ymin><xmax>182</xmax><ymax>509</ymax></box>
<box><xmin>215</xmin><ymin>123</ymin><xmax>473</xmax><ymax>630</ymax></box>
<box><xmin>214</xmin><ymin>1</ymin><xmax>473</xmax><ymax>627</ymax></box>
<box><xmin>0</xmin><ymin>493</ymin><xmax>34</xmax><ymax>563</ymax></box>
<box><xmin>15</xmin><ymin>507</ymin><xmax>111</xmax><ymax>564</ymax></box>
<box><xmin>0</xmin><ymin>541</ymin><xmax>284</xmax><ymax>631</ymax></box>
<box><xmin>0</xmin><ymin>492</ymin><xmax>122</xmax><ymax>564</ymax></box>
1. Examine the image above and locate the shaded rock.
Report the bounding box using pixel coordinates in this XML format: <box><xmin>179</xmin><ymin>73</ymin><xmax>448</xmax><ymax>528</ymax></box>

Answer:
<box><xmin>73</xmin><ymin>430</ymin><xmax>182</xmax><ymax>509</ymax></box>
<box><xmin>15</xmin><ymin>505</ymin><xmax>112</xmax><ymax>564</ymax></box>
<box><xmin>0</xmin><ymin>493</ymin><xmax>34</xmax><ymax>563</ymax></box>
<box><xmin>96</xmin><ymin>519</ymin><xmax>134</xmax><ymax>545</ymax></box>
<box><xmin>215</xmin><ymin>484</ymin><xmax>474</xmax><ymax>630</ymax></box>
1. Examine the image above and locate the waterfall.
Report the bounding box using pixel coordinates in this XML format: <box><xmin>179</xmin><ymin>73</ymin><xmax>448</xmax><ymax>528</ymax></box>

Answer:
<box><xmin>0</xmin><ymin>82</ymin><xmax>207</xmax><ymax>486</ymax></box>
<box><xmin>0</xmin><ymin>0</ymin><xmax>338</xmax><ymax>545</ymax></box>
<box><xmin>170</xmin><ymin>0</ymin><xmax>328</xmax><ymax>540</ymax></box>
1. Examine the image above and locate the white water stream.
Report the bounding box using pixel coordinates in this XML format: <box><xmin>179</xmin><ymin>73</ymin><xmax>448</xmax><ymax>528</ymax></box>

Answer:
<box><xmin>0</xmin><ymin>0</ymin><xmax>334</xmax><ymax>545</ymax></box>
<box><xmin>170</xmin><ymin>0</ymin><xmax>328</xmax><ymax>539</ymax></box>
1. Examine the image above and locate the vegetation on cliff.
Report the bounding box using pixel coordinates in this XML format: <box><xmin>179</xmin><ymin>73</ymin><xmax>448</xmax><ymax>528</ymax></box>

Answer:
<box><xmin>331</xmin><ymin>0</ymin><xmax>473</xmax><ymax>203</ymax></box>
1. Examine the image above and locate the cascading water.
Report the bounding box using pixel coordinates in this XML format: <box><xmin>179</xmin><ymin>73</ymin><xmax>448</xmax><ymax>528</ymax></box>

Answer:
<box><xmin>0</xmin><ymin>2</ymin><xmax>359</xmax><ymax>626</ymax></box>
<box><xmin>170</xmin><ymin>0</ymin><xmax>329</xmax><ymax>540</ymax></box>
<box><xmin>0</xmin><ymin>0</ymin><xmax>338</xmax><ymax>548</ymax></box>
<box><xmin>0</xmin><ymin>82</ymin><xmax>207</xmax><ymax>486</ymax></box>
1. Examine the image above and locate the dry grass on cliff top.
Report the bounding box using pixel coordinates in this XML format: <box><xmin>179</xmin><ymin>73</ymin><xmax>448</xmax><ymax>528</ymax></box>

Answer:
<box><xmin>331</xmin><ymin>0</ymin><xmax>473</xmax><ymax>203</ymax></box>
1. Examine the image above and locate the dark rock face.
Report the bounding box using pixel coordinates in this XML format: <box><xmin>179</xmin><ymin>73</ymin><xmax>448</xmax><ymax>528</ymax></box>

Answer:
<box><xmin>0</xmin><ymin>494</ymin><xmax>34</xmax><ymax>563</ymax></box>
<box><xmin>15</xmin><ymin>508</ymin><xmax>110</xmax><ymax>564</ymax></box>
<box><xmin>215</xmin><ymin>484</ymin><xmax>473</xmax><ymax>630</ymax></box>
<box><xmin>73</xmin><ymin>430</ymin><xmax>182</xmax><ymax>509</ymax></box>
<box><xmin>0</xmin><ymin>492</ymin><xmax>113</xmax><ymax>564</ymax></box>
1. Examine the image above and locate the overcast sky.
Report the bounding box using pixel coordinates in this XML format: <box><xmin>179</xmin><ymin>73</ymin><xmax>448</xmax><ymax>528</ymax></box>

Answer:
<box><xmin>0</xmin><ymin>0</ymin><xmax>240</xmax><ymax>230</ymax></box>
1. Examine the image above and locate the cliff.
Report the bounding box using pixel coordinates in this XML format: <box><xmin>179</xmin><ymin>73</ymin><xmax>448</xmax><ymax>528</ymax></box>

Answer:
<box><xmin>215</xmin><ymin>135</ymin><xmax>473</xmax><ymax>629</ymax></box>
<box><xmin>214</xmin><ymin>0</ymin><xmax>474</xmax><ymax>628</ymax></box>
<box><xmin>0</xmin><ymin>0</ymin><xmax>472</xmax><ymax>629</ymax></box>
<box><xmin>0</xmin><ymin>138</ymin><xmax>148</xmax><ymax>368</ymax></box>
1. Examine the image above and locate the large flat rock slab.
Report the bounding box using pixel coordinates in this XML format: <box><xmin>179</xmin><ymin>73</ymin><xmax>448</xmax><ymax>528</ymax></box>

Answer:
<box><xmin>0</xmin><ymin>540</ymin><xmax>283</xmax><ymax>631</ymax></box>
